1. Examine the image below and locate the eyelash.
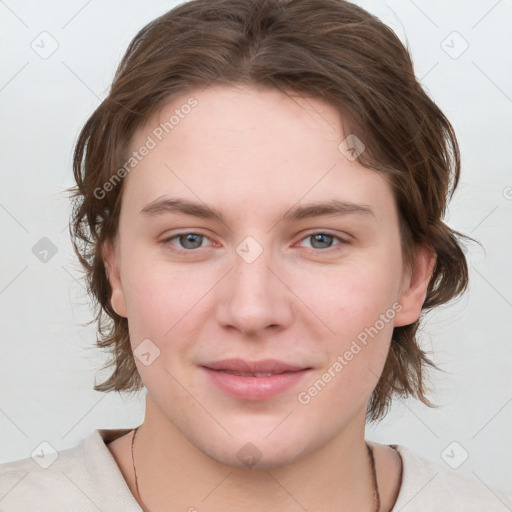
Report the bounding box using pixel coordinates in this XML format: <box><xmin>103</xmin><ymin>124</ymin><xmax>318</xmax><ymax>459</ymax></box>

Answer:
<box><xmin>161</xmin><ymin>231</ymin><xmax>350</xmax><ymax>255</ymax></box>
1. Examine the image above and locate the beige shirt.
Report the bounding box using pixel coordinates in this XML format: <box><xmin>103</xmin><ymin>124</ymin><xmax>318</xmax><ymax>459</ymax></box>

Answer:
<box><xmin>1</xmin><ymin>428</ymin><xmax>511</xmax><ymax>511</ymax></box>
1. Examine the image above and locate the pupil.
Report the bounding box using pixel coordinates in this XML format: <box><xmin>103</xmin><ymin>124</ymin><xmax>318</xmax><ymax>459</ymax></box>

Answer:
<box><xmin>312</xmin><ymin>234</ymin><xmax>331</xmax><ymax>249</ymax></box>
<box><xmin>182</xmin><ymin>234</ymin><xmax>201</xmax><ymax>249</ymax></box>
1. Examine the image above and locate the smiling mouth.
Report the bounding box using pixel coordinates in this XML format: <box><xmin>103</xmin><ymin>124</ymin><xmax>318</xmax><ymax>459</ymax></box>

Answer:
<box><xmin>201</xmin><ymin>358</ymin><xmax>310</xmax><ymax>374</ymax></box>
<box><xmin>210</xmin><ymin>369</ymin><xmax>298</xmax><ymax>377</ymax></box>
<box><xmin>200</xmin><ymin>359</ymin><xmax>311</xmax><ymax>401</ymax></box>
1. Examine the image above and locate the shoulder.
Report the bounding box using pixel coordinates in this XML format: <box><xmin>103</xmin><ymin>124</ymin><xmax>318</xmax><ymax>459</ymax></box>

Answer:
<box><xmin>0</xmin><ymin>428</ymin><xmax>140</xmax><ymax>512</ymax></box>
<box><xmin>390</xmin><ymin>444</ymin><xmax>512</xmax><ymax>512</ymax></box>
<box><xmin>0</xmin><ymin>437</ymin><xmax>88</xmax><ymax>510</ymax></box>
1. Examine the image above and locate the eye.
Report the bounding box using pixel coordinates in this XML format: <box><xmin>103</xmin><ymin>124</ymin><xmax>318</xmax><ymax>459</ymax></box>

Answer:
<box><xmin>162</xmin><ymin>232</ymin><xmax>213</xmax><ymax>253</ymax></box>
<box><xmin>161</xmin><ymin>230</ymin><xmax>350</xmax><ymax>255</ymax></box>
<box><xmin>298</xmin><ymin>232</ymin><xmax>349</xmax><ymax>252</ymax></box>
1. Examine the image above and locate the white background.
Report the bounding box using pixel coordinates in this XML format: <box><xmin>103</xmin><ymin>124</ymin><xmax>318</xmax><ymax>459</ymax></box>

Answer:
<box><xmin>1</xmin><ymin>0</ymin><xmax>511</xmax><ymax>497</ymax></box>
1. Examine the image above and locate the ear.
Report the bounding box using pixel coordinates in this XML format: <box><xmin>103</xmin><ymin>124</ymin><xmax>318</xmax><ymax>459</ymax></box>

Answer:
<box><xmin>102</xmin><ymin>238</ymin><xmax>127</xmax><ymax>318</ymax></box>
<box><xmin>394</xmin><ymin>245</ymin><xmax>436</xmax><ymax>327</ymax></box>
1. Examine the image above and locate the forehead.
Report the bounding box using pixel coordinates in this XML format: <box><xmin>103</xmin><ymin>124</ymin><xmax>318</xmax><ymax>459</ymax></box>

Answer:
<box><xmin>134</xmin><ymin>84</ymin><xmax>343</xmax><ymax>156</ymax></box>
<box><xmin>121</xmin><ymin>85</ymin><xmax>395</xmax><ymax>224</ymax></box>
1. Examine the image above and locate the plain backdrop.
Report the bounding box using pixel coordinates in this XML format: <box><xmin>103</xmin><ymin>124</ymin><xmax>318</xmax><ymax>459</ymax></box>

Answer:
<box><xmin>1</xmin><ymin>0</ymin><xmax>511</xmax><ymax>495</ymax></box>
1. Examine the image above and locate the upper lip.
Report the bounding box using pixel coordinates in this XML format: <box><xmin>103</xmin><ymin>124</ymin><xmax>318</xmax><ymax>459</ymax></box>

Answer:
<box><xmin>201</xmin><ymin>358</ymin><xmax>309</xmax><ymax>374</ymax></box>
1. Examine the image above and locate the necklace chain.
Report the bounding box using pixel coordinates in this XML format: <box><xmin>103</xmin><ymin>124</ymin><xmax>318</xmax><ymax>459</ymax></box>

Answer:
<box><xmin>131</xmin><ymin>426</ymin><xmax>380</xmax><ymax>512</ymax></box>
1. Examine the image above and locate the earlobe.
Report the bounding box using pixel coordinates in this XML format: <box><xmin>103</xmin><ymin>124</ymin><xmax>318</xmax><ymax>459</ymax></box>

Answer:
<box><xmin>102</xmin><ymin>239</ymin><xmax>128</xmax><ymax>318</ymax></box>
<box><xmin>394</xmin><ymin>246</ymin><xmax>436</xmax><ymax>327</ymax></box>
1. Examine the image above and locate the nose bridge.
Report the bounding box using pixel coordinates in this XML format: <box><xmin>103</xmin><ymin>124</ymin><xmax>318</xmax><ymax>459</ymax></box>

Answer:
<box><xmin>232</xmin><ymin>233</ymin><xmax>277</xmax><ymax>302</ymax></box>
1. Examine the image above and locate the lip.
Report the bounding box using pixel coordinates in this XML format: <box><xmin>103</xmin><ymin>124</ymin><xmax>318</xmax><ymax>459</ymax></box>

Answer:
<box><xmin>201</xmin><ymin>358</ymin><xmax>311</xmax><ymax>401</ymax></box>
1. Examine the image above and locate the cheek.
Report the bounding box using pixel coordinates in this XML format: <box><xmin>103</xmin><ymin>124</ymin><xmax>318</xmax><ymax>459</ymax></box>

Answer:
<box><xmin>122</xmin><ymin>262</ymin><xmax>209</xmax><ymax>395</ymax></box>
<box><xmin>299</xmin><ymin>267</ymin><xmax>399</xmax><ymax>414</ymax></box>
<box><xmin>111</xmin><ymin>237</ymin><xmax>196</xmax><ymax>397</ymax></box>
<box><xmin>299</xmin><ymin>255</ymin><xmax>401</xmax><ymax>400</ymax></box>
<box><xmin>312</xmin><ymin>255</ymin><xmax>403</xmax><ymax>339</ymax></box>
<box><xmin>120</xmin><ymin>250</ymin><xmax>216</xmax><ymax>351</ymax></box>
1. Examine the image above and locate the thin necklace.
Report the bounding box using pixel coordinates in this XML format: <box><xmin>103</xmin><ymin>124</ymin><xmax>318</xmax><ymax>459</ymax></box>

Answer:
<box><xmin>131</xmin><ymin>426</ymin><xmax>380</xmax><ymax>512</ymax></box>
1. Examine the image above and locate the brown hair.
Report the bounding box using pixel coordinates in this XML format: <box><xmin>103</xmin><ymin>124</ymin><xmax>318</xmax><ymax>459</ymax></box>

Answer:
<box><xmin>69</xmin><ymin>0</ymin><xmax>472</xmax><ymax>422</ymax></box>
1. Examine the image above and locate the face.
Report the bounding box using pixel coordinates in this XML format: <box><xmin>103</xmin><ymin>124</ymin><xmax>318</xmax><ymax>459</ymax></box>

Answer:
<box><xmin>104</xmin><ymin>85</ymin><xmax>433</xmax><ymax>469</ymax></box>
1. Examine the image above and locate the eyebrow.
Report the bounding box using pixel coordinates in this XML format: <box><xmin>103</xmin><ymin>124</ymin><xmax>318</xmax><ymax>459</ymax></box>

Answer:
<box><xmin>140</xmin><ymin>197</ymin><xmax>375</xmax><ymax>223</ymax></box>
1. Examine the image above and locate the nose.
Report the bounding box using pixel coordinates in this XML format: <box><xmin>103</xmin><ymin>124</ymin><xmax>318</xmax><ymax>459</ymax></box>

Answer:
<box><xmin>215</xmin><ymin>239</ymin><xmax>294</xmax><ymax>337</ymax></box>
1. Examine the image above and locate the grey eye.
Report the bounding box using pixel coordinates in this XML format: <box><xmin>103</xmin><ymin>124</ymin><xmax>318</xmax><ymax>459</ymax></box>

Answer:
<box><xmin>308</xmin><ymin>233</ymin><xmax>335</xmax><ymax>249</ymax></box>
<box><xmin>177</xmin><ymin>233</ymin><xmax>204</xmax><ymax>249</ymax></box>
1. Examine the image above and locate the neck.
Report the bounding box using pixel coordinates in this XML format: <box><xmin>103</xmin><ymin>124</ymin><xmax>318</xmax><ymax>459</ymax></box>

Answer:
<box><xmin>131</xmin><ymin>396</ymin><xmax>379</xmax><ymax>512</ymax></box>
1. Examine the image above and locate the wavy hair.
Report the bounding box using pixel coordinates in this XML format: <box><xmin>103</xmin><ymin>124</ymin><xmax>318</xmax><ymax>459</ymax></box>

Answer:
<box><xmin>69</xmin><ymin>0</ymin><xmax>472</xmax><ymax>422</ymax></box>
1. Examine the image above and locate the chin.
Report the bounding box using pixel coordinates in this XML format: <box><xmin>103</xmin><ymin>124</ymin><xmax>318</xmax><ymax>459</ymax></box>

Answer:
<box><xmin>208</xmin><ymin>442</ymin><xmax>308</xmax><ymax>471</ymax></box>
<box><xmin>195</xmin><ymin>425</ymin><xmax>318</xmax><ymax>471</ymax></box>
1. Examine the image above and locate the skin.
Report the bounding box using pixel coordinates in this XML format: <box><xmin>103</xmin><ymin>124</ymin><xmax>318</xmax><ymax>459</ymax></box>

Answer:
<box><xmin>104</xmin><ymin>84</ymin><xmax>435</xmax><ymax>512</ymax></box>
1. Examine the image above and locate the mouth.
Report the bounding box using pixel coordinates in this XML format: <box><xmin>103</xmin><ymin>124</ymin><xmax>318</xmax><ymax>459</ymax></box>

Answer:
<box><xmin>200</xmin><ymin>359</ymin><xmax>312</xmax><ymax>401</ymax></box>
<box><xmin>213</xmin><ymin>370</ymin><xmax>290</xmax><ymax>377</ymax></box>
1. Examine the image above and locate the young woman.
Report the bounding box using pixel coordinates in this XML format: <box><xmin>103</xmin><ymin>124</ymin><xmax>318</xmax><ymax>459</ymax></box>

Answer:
<box><xmin>1</xmin><ymin>1</ymin><xmax>510</xmax><ymax>510</ymax></box>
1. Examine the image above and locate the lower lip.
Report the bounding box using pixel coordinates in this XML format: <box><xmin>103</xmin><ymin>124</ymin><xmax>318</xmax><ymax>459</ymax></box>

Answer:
<box><xmin>201</xmin><ymin>367</ymin><xmax>310</xmax><ymax>401</ymax></box>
